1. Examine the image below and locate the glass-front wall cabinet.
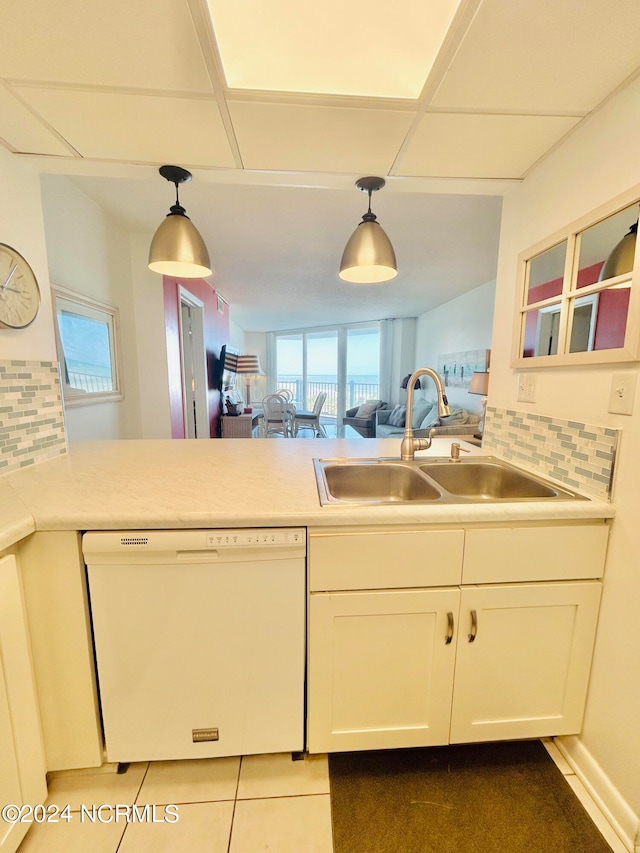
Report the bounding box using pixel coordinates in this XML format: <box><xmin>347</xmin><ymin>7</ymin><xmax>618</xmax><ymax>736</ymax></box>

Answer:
<box><xmin>513</xmin><ymin>190</ymin><xmax>640</xmax><ymax>367</ymax></box>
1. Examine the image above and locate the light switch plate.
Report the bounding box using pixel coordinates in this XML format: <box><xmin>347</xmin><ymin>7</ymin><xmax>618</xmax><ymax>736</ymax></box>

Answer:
<box><xmin>608</xmin><ymin>373</ymin><xmax>637</xmax><ymax>415</ymax></box>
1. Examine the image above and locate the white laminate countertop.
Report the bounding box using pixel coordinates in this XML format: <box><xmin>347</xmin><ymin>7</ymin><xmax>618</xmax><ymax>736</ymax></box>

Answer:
<box><xmin>0</xmin><ymin>438</ymin><xmax>614</xmax><ymax>547</ymax></box>
<box><xmin>0</xmin><ymin>478</ymin><xmax>34</xmax><ymax>551</ymax></box>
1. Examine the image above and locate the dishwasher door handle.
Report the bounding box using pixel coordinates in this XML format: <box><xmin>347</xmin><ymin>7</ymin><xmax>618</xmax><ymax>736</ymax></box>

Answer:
<box><xmin>176</xmin><ymin>550</ymin><xmax>221</xmax><ymax>562</ymax></box>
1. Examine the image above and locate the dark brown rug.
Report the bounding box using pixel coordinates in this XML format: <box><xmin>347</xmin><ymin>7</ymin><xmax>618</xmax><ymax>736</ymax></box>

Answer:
<box><xmin>329</xmin><ymin>740</ymin><xmax>613</xmax><ymax>853</ymax></box>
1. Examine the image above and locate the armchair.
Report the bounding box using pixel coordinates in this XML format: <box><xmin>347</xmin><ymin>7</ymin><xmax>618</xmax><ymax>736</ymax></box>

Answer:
<box><xmin>343</xmin><ymin>400</ymin><xmax>389</xmax><ymax>438</ymax></box>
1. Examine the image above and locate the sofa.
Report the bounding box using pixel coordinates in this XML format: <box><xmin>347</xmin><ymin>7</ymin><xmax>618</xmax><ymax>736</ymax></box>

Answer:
<box><xmin>343</xmin><ymin>400</ymin><xmax>389</xmax><ymax>438</ymax></box>
<box><xmin>375</xmin><ymin>398</ymin><xmax>480</xmax><ymax>439</ymax></box>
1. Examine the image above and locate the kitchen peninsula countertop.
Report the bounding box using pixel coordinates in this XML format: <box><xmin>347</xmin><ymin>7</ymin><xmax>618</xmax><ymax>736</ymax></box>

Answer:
<box><xmin>0</xmin><ymin>478</ymin><xmax>35</xmax><ymax>550</ymax></box>
<box><xmin>0</xmin><ymin>438</ymin><xmax>614</xmax><ymax>548</ymax></box>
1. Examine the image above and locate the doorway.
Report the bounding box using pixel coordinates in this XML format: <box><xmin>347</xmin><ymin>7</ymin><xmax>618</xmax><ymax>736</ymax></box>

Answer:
<box><xmin>178</xmin><ymin>286</ymin><xmax>209</xmax><ymax>439</ymax></box>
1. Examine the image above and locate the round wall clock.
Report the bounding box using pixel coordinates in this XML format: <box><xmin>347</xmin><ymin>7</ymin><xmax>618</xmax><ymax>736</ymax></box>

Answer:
<box><xmin>0</xmin><ymin>243</ymin><xmax>41</xmax><ymax>329</ymax></box>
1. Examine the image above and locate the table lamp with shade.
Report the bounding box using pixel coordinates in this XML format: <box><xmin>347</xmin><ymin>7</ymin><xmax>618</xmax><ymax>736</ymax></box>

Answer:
<box><xmin>468</xmin><ymin>371</ymin><xmax>490</xmax><ymax>437</ymax></box>
<box><xmin>236</xmin><ymin>355</ymin><xmax>264</xmax><ymax>407</ymax></box>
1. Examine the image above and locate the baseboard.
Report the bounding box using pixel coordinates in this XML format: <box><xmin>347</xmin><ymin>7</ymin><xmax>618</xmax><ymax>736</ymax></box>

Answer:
<box><xmin>554</xmin><ymin>736</ymin><xmax>639</xmax><ymax>852</ymax></box>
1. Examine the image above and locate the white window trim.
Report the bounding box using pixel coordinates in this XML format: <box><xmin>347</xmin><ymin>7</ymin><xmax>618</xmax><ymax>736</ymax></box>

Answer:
<box><xmin>512</xmin><ymin>183</ymin><xmax>640</xmax><ymax>368</ymax></box>
<box><xmin>51</xmin><ymin>283</ymin><xmax>123</xmax><ymax>407</ymax></box>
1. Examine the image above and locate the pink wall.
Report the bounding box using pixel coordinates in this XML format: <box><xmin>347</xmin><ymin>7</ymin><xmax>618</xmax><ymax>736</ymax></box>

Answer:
<box><xmin>163</xmin><ymin>278</ymin><xmax>230</xmax><ymax>438</ymax></box>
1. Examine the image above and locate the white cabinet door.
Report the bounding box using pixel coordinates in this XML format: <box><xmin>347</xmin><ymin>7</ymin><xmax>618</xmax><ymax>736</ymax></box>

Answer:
<box><xmin>19</xmin><ymin>532</ymin><xmax>102</xmax><ymax>770</ymax></box>
<box><xmin>0</xmin><ymin>554</ymin><xmax>47</xmax><ymax>853</ymax></box>
<box><xmin>308</xmin><ymin>588</ymin><xmax>460</xmax><ymax>753</ymax></box>
<box><xmin>0</xmin><ymin>666</ymin><xmax>23</xmax><ymax>852</ymax></box>
<box><xmin>450</xmin><ymin>581</ymin><xmax>602</xmax><ymax>744</ymax></box>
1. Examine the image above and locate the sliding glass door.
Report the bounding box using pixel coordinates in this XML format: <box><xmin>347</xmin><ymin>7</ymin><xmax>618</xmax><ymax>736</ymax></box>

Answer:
<box><xmin>306</xmin><ymin>331</ymin><xmax>338</xmax><ymax>415</ymax></box>
<box><xmin>273</xmin><ymin>323</ymin><xmax>380</xmax><ymax>430</ymax></box>
<box><xmin>346</xmin><ymin>327</ymin><xmax>381</xmax><ymax>409</ymax></box>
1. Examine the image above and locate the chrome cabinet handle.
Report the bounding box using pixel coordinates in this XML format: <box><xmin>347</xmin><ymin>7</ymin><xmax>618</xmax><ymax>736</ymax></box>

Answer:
<box><xmin>468</xmin><ymin>609</ymin><xmax>477</xmax><ymax>643</ymax></box>
<box><xmin>445</xmin><ymin>611</ymin><xmax>454</xmax><ymax>644</ymax></box>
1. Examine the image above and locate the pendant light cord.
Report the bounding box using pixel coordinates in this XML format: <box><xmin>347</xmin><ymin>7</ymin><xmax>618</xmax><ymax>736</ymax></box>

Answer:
<box><xmin>170</xmin><ymin>181</ymin><xmax>187</xmax><ymax>217</ymax></box>
<box><xmin>363</xmin><ymin>189</ymin><xmax>377</xmax><ymax>223</ymax></box>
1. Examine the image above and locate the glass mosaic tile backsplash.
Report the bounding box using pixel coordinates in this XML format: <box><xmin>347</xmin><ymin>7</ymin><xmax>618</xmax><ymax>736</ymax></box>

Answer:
<box><xmin>483</xmin><ymin>406</ymin><xmax>618</xmax><ymax>500</ymax></box>
<box><xmin>0</xmin><ymin>360</ymin><xmax>67</xmax><ymax>474</ymax></box>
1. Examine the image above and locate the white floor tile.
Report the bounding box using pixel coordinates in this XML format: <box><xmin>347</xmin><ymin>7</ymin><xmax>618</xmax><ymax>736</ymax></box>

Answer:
<box><xmin>136</xmin><ymin>757</ymin><xmax>240</xmax><ymax>805</ymax></box>
<box><xmin>118</xmin><ymin>801</ymin><xmax>234</xmax><ymax>853</ymax></box>
<box><xmin>564</xmin><ymin>775</ymin><xmax>629</xmax><ymax>853</ymax></box>
<box><xmin>45</xmin><ymin>762</ymin><xmax>148</xmax><ymax>811</ymax></box>
<box><xmin>230</xmin><ymin>794</ymin><xmax>333</xmax><ymax>853</ymax></box>
<box><xmin>237</xmin><ymin>752</ymin><xmax>329</xmax><ymax>799</ymax></box>
<box><xmin>17</xmin><ymin>815</ymin><xmax>125</xmax><ymax>853</ymax></box>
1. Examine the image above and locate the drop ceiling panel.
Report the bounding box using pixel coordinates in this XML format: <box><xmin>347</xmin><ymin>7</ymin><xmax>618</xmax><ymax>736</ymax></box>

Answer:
<box><xmin>15</xmin><ymin>89</ymin><xmax>236</xmax><ymax>167</ymax></box>
<box><xmin>0</xmin><ymin>86</ymin><xmax>72</xmax><ymax>156</ymax></box>
<box><xmin>431</xmin><ymin>0</ymin><xmax>640</xmax><ymax>112</ymax></box>
<box><xmin>397</xmin><ymin>113</ymin><xmax>581</xmax><ymax>179</ymax></box>
<box><xmin>0</xmin><ymin>0</ymin><xmax>212</xmax><ymax>93</ymax></box>
<box><xmin>229</xmin><ymin>101</ymin><xmax>416</xmax><ymax>173</ymax></box>
<box><xmin>208</xmin><ymin>0</ymin><xmax>462</xmax><ymax>98</ymax></box>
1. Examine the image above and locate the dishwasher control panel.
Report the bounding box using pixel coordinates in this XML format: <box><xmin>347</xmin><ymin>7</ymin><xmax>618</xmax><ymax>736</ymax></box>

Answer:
<box><xmin>83</xmin><ymin>528</ymin><xmax>306</xmax><ymax>558</ymax></box>
<box><xmin>206</xmin><ymin>529</ymin><xmax>304</xmax><ymax>547</ymax></box>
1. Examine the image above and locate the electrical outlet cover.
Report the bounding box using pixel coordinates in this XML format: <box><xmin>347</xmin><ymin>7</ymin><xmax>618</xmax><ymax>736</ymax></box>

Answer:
<box><xmin>517</xmin><ymin>373</ymin><xmax>536</xmax><ymax>403</ymax></box>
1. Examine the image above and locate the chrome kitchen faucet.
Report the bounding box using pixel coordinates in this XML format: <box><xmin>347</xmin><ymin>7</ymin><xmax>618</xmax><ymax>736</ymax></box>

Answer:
<box><xmin>400</xmin><ymin>367</ymin><xmax>451</xmax><ymax>461</ymax></box>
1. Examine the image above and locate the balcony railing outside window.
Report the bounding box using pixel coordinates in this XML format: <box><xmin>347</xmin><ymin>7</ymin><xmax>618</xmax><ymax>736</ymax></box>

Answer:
<box><xmin>277</xmin><ymin>378</ymin><xmax>379</xmax><ymax>415</ymax></box>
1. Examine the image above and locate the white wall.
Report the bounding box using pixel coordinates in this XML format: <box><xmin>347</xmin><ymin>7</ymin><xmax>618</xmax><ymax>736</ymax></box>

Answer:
<box><xmin>491</xmin><ymin>74</ymin><xmax>640</xmax><ymax>834</ymax></box>
<box><xmin>386</xmin><ymin>318</ymin><xmax>417</xmax><ymax>407</ymax></box>
<box><xmin>415</xmin><ymin>280</ymin><xmax>495</xmax><ymax>412</ymax></box>
<box><xmin>0</xmin><ymin>147</ymin><xmax>56</xmax><ymax>361</ymax></box>
<box><xmin>228</xmin><ymin>317</ymin><xmax>246</xmax><ymax>353</ymax></box>
<box><xmin>40</xmin><ymin>176</ymin><xmax>142</xmax><ymax>441</ymax></box>
<box><xmin>128</xmin><ymin>234</ymin><xmax>172</xmax><ymax>439</ymax></box>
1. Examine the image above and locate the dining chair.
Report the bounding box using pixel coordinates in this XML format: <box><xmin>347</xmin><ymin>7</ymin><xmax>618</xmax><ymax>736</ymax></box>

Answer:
<box><xmin>276</xmin><ymin>388</ymin><xmax>296</xmax><ymax>433</ymax></box>
<box><xmin>261</xmin><ymin>393</ymin><xmax>292</xmax><ymax>438</ymax></box>
<box><xmin>293</xmin><ymin>391</ymin><xmax>327</xmax><ymax>437</ymax></box>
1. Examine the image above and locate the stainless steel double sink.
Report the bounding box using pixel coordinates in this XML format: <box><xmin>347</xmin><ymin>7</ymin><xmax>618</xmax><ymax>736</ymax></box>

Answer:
<box><xmin>313</xmin><ymin>456</ymin><xmax>587</xmax><ymax>505</ymax></box>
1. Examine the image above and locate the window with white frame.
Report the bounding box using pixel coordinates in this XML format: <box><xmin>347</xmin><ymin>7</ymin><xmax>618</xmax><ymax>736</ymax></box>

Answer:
<box><xmin>52</xmin><ymin>285</ymin><xmax>123</xmax><ymax>406</ymax></box>
<box><xmin>513</xmin><ymin>192</ymin><xmax>640</xmax><ymax>367</ymax></box>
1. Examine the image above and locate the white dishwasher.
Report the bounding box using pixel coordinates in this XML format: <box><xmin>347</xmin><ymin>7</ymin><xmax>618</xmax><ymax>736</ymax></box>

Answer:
<box><xmin>83</xmin><ymin>528</ymin><xmax>306</xmax><ymax>763</ymax></box>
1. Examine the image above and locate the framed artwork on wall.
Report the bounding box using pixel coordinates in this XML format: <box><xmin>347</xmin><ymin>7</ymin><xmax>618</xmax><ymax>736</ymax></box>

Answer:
<box><xmin>437</xmin><ymin>349</ymin><xmax>490</xmax><ymax>389</ymax></box>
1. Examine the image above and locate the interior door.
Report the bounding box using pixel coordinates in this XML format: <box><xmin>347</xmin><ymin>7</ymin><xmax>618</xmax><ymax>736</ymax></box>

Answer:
<box><xmin>178</xmin><ymin>287</ymin><xmax>209</xmax><ymax>439</ymax></box>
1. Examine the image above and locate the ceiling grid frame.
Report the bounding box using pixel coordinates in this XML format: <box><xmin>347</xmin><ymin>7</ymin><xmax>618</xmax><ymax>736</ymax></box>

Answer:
<box><xmin>1</xmin><ymin>0</ymin><xmax>639</xmax><ymax>330</ymax></box>
<box><xmin>186</xmin><ymin>0</ymin><xmax>245</xmax><ymax>170</ymax></box>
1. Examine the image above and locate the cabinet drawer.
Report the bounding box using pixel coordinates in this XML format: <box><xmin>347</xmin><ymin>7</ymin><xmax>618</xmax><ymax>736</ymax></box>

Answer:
<box><xmin>309</xmin><ymin>528</ymin><xmax>464</xmax><ymax>591</ymax></box>
<box><xmin>463</xmin><ymin>524</ymin><xmax>609</xmax><ymax>584</ymax></box>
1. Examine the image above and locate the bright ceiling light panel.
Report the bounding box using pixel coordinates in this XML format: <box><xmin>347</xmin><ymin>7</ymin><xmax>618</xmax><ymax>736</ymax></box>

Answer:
<box><xmin>206</xmin><ymin>0</ymin><xmax>462</xmax><ymax>99</ymax></box>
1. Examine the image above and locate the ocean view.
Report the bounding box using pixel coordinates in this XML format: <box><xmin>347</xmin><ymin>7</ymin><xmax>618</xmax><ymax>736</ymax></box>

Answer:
<box><xmin>278</xmin><ymin>374</ymin><xmax>378</xmax><ymax>384</ymax></box>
